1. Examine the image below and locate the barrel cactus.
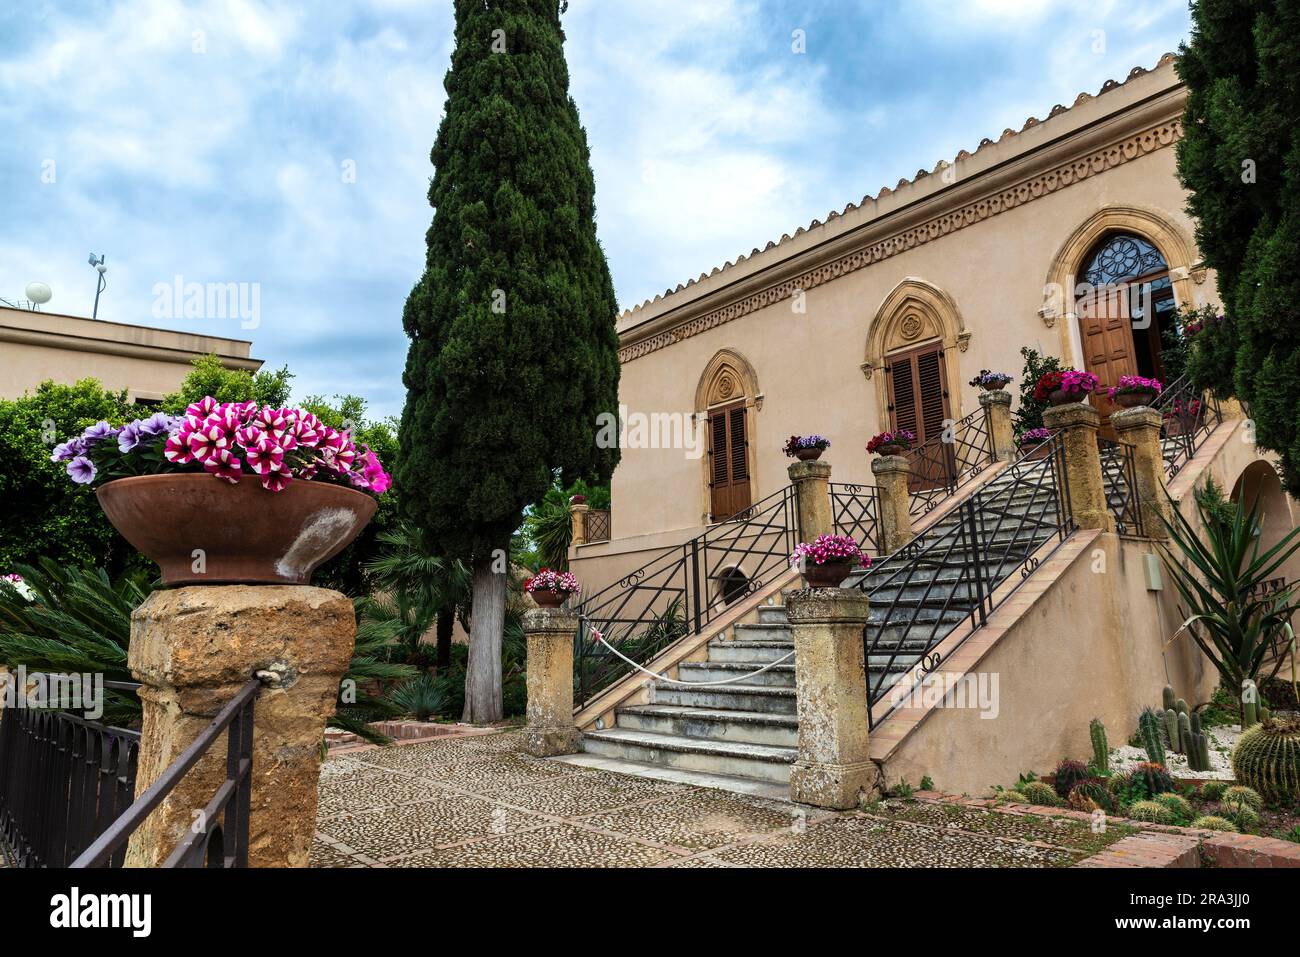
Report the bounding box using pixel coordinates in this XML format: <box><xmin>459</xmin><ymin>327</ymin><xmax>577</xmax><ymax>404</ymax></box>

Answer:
<box><xmin>1128</xmin><ymin>800</ymin><xmax>1174</xmax><ymax>824</ymax></box>
<box><xmin>1021</xmin><ymin>781</ymin><xmax>1060</xmax><ymax>807</ymax></box>
<box><xmin>1198</xmin><ymin>780</ymin><xmax>1229</xmax><ymax>801</ymax></box>
<box><xmin>1191</xmin><ymin>815</ymin><xmax>1237</xmax><ymax>832</ymax></box>
<box><xmin>1220</xmin><ymin>784</ymin><xmax>1263</xmax><ymax>812</ymax></box>
<box><xmin>1053</xmin><ymin>759</ymin><xmax>1091</xmax><ymax>799</ymax></box>
<box><xmin>1068</xmin><ymin>779</ymin><xmax>1114</xmax><ymax>813</ymax></box>
<box><xmin>1130</xmin><ymin>761</ymin><xmax>1176</xmax><ymax>798</ymax></box>
<box><xmin>1001</xmin><ymin>789</ymin><xmax>1028</xmax><ymax>803</ymax></box>
<box><xmin>1230</xmin><ymin>715</ymin><xmax>1300</xmax><ymax>803</ymax></box>
<box><xmin>1153</xmin><ymin>793</ymin><xmax>1194</xmax><ymax>825</ymax></box>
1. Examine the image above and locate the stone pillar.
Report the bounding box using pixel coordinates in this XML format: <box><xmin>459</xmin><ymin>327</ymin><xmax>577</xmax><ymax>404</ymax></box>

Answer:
<box><xmin>787</xmin><ymin>587</ymin><xmax>878</xmax><ymax>809</ymax></box>
<box><xmin>522</xmin><ymin>606</ymin><xmax>582</xmax><ymax>757</ymax></box>
<box><xmin>570</xmin><ymin>502</ymin><xmax>590</xmax><ymax>547</ymax></box>
<box><xmin>1111</xmin><ymin>405</ymin><xmax>1172</xmax><ymax>539</ymax></box>
<box><xmin>1042</xmin><ymin>402</ymin><xmax>1114</xmax><ymax>532</ymax></box>
<box><xmin>787</xmin><ymin>459</ymin><xmax>833</xmax><ymax>543</ymax></box>
<box><xmin>871</xmin><ymin>454</ymin><xmax>914</xmax><ymax>554</ymax></box>
<box><xmin>980</xmin><ymin>389</ymin><xmax>1016</xmax><ymax>461</ymax></box>
<box><xmin>125</xmin><ymin>586</ymin><xmax>356</xmax><ymax>868</ymax></box>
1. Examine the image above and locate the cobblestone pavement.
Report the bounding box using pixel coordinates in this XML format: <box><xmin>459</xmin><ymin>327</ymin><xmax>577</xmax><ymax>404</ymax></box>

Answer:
<box><xmin>312</xmin><ymin>731</ymin><xmax>1134</xmax><ymax>867</ymax></box>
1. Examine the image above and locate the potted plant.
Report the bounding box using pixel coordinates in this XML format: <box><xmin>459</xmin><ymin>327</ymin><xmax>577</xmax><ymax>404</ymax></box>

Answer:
<box><xmin>789</xmin><ymin>534</ymin><xmax>872</xmax><ymax>588</ymax></box>
<box><xmin>1033</xmin><ymin>369</ymin><xmax>1098</xmax><ymax>406</ymax></box>
<box><xmin>1108</xmin><ymin>375</ymin><xmax>1163</xmax><ymax>408</ymax></box>
<box><xmin>51</xmin><ymin>397</ymin><xmax>390</xmax><ymax>585</ymax></box>
<box><xmin>1164</xmin><ymin>397</ymin><xmax>1204</xmax><ymax>436</ymax></box>
<box><xmin>866</xmin><ymin>429</ymin><xmax>915</xmax><ymax>457</ymax></box>
<box><xmin>783</xmin><ymin>434</ymin><xmax>831</xmax><ymax>461</ymax></box>
<box><xmin>524</xmin><ymin>569</ymin><xmax>580</xmax><ymax>607</ymax></box>
<box><xmin>969</xmin><ymin>370</ymin><xmax>1013</xmax><ymax>391</ymax></box>
<box><xmin>1016</xmin><ymin>427</ymin><xmax>1053</xmax><ymax>461</ymax></box>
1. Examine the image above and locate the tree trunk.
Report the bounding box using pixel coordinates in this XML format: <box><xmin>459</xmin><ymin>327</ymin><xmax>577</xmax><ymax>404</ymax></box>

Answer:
<box><xmin>436</xmin><ymin>606</ymin><xmax>453</xmax><ymax>673</ymax></box>
<box><xmin>462</xmin><ymin>552</ymin><xmax>505</xmax><ymax>723</ymax></box>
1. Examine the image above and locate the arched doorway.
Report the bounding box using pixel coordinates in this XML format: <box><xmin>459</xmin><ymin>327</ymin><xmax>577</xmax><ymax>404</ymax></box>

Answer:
<box><xmin>696</xmin><ymin>350</ymin><xmax>759</xmax><ymax>523</ymax></box>
<box><xmin>1076</xmin><ymin>232</ymin><xmax>1179</xmax><ymax>422</ymax></box>
<box><xmin>1232</xmin><ymin>461</ymin><xmax>1300</xmax><ymax>590</ymax></box>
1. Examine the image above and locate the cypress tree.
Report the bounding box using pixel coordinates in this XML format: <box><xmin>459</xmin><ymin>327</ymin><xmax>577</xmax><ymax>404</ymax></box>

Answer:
<box><xmin>397</xmin><ymin>0</ymin><xmax>620</xmax><ymax>721</ymax></box>
<box><xmin>1177</xmin><ymin>0</ymin><xmax>1300</xmax><ymax>494</ymax></box>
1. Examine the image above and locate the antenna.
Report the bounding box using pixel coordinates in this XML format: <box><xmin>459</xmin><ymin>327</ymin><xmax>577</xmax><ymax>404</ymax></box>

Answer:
<box><xmin>88</xmin><ymin>253</ymin><xmax>107</xmax><ymax>319</ymax></box>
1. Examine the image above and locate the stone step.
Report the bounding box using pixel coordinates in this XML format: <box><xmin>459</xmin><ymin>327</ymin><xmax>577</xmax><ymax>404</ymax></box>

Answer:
<box><xmin>652</xmin><ymin>682</ymin><xmax>797</xmax><ymax>715</ymax></box>
<box><xmin>581</xmin><ymin>728</ymin><xmax>796</xmax><ymax>784</ymax></box>
<box><xmin>616</xmin><ymin>704</ymin><xmax>799</xmax><ymax>748</ymax></box>
<box><xmin>868</xmin><ymin>653</ymin><xmax>925</xmax><ymax>675</ymax></box>
<box><xmin>677</xmin><ymin>660</ymin><xmax>796</xmax><ymax>688</ymax></box>
<box><xmin>756</xmin><ymin>605</ymin><xmax>790</xmax><ymax>625</ymax></box>
<box><xmin>549</xmin><ymin>753</ymin><xmax>791</xmax><ymax>800</ymax></box>
<box><xmin>708</xmin><ymin>639</ymin><xmax>794</xmax><ymax>663</ymax></box>
<box><xmin>731</xmin><ymin>621</ymin><xmax>792</xmax><ymax>640</ymax></box>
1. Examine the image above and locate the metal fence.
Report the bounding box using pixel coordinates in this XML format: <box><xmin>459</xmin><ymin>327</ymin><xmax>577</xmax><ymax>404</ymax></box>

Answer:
<box><xmin>584</xmin><ymin>509</ymin><xmax>611</xmax><ymax>543</ymax></box>
<box><xmin>906</xmin><ymin>408</ymin><xmax>995</xmax><ymax>517</ymax></box>
<box><xmin>1098</xmin><ymin>438</ymin><xmax>1144</xmax><ymax>536</ymax></box>
<box><xmin>830</xmin><ymin>483</ymin><xmax>881</xmax><ymax>555</ymax></box>
<box><xmin>1155</xmin><ymin>374</ymin><xmax>1223</xmax><ymax>479</ymax></box>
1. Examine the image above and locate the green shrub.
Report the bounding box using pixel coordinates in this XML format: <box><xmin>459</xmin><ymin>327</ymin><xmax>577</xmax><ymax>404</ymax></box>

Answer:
<box><xmin>385</xmin><ymin>674</ymin><xmax>446</xmax><ymax>721</ymax></box>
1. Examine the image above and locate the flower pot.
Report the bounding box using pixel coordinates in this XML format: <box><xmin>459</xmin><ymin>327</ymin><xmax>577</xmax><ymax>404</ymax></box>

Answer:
<box><xmin>530</xmin><ymin>590</ymin><xmax>568</xmax><ymax>608</ymax></box>
<box><xmin>1048</xmin><ymin>389</ymin><xmax>1086</xmax><ymax>406</ymax></box>
<box><xmin>803</xmin><ymin>561</ymin><xmax>854</xmax><ymax>588</ymax></box>
<box><xmin>877</xmin><ymin>444</ymin><xmax>907</xmax><ymax>457</ymax></box>
<box><xmin>794</xmin><ymin>447</ymin><xmax>824</xmax><ymax>461</ymax></box>
<box><xmin>980</xmin><ymin>380</ymin><xmax>1011</xmax><ymax>392</ymax></box>
<box><xmin>1018</xmin><ymin>440</ymin><xmax>1051</xmax><ymax>462</ymax></box>
<box><xmin>96</xmin><ymin>473</ymin><xmax>377</xmax><ymax>586</ymax></box>
<box><xmin>1114</xmin><ymin>391</ymin><xmax>1156</xmax><ymax>409</ymax></box>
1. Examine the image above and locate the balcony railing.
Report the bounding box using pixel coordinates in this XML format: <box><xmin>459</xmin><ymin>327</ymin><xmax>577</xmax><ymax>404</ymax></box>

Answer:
<box><xmin>1098</xmin><ymin>438</ymin><xmax>1144</xmax><ymax>536</ymax></box>
<box><xmin>906</xmin><ymin>408</ymin><xmax>995</xmax><ymax>517</ymax></box>
<box><xmin>583</xmin><ymin>508</ymin><xmax>611</xmax><ymax>543</ymax></box>
<box><xmin>1154</xmin><ymin>374</ymin><xmax>1223</xmax><ymax>478</ymax></box>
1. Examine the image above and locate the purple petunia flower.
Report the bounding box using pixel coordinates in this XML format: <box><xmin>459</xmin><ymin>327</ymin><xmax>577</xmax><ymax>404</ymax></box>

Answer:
<box><xmin>50</xmin><ymin>438</ymin><xmax>84</xmax><ymax>463</ymax></box>
<box><xmin>67</xmin><ymin>456</ymin><xmax>97</xmax><ymax>484</ymax></box>
<box><xmin>79</xmin><ymin>421</ymin><xmax>120</xmax><ymax>447</ymax></box>
<box><xmin>139</xmin><ymin>412</ymin><xmax>177</xmax><ymax>436</ymax></box>
<box><xmin>117</xmin><ymin>421</ymin><xmax>145</xmax><ymax>453</ymax></box>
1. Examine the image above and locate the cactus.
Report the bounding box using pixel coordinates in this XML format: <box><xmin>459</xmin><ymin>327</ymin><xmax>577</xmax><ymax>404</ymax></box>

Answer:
<box><xmin>1154</xmin><ymin>792</ymin><xmax>1194</xmax><ymax>824</ymax></box>
<box><xmin>1191</xmin><ymin>815</ymin><xmax>1237</xmax><ymax>832</ymax></box>
<box><xmin>1230</xmin><ymin>716</ymin><xmax>1300</xmax><ymax>803</ymax></box>
<box><xmin>1229</xmin><ymin>804</ymin><xmax>1261</xmax><ymax>831</ymax></box>
<box><xmin>1128</xmin><ymin>800</ymin><xmax>1174</xmax><ymax>824</ymax></box>
<box><xmin>1053</xmin><ymin>759</ymin><xmax>1091</xmax><ymax>799</ymax></box>
<box><xmin>1242</xmin><ymin>679</ymin><xmax>1259</xmax><ymax>727</ymax></box>
<box><xmin>1178</xmin><ymin>711</ymin><xmax>1192</xmax><ymax>758</ymax></box>
<box><xmin>1089</xmin><ymin>718</ymin><xmax>1109</xmax><ymax>774</ymax></box>
<box><xmin>1175</xmin><ymin>698</ymin><xmax>1189</xmax><ymax>715</ymax></box>
<box><xmin>1162</xmin><ymin>685</ymin><xmax>1176</xmax><ymax>711</ymax></box>
<box><xmin>1069</xmin><ymin>779</ymin><xmax>1114</xmax><ymax>813</ymax></box>
<box><xmin>1138</xmin><ymin>708</ymin><xmax>1166</xmax><ymax>766</ymax></box>
<box><xmin>1221</xmin><ymin>784</ymin><xmax>1264</xmax><ymax>811</ymax></box>
<box><xmin>1131</xmin><ymin>761</ymin><xmax>1176</xmax><ymax>798</ymax></box>
<box><xmin>1001</xmin><ymin>789</ymin><xmax>1028</xmax><ymax>803</ymax></box>
<box><xmin>1198</xmin><ymin>780</ymin><xmax>1229</xmax><ymax>801</ymax></box>
<box><xmin>1021</xmin><ymin>781</ymin><xmax>1060</xmax><ymax>807</ymax></box>
<box><xmin>1164</xmin><ymin>708</ymin><xmax>1181</xmax><ymax>754</ymax></box>
<box><xmin>1187</xmin><ymin>731</ymin><xmax>1213</xmax><ymax>773</ymax></box>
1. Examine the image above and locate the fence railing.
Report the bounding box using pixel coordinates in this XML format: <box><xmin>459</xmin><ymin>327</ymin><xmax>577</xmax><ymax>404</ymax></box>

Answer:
<box><xmin>584</xmin><ymin>509</ymin><xmax>611</xmax><ymax>543</ymax></box>
<box><xmin>573</xmin><ymin>486</ymin><xmax>801</xmax><ymax>708</ymax></box>
<box><xmin>0</xmin><ymin>678</ymin><xmax>141</xmax><ymax>868</ymax></box>
<box><xmin>71</xmin><ymin>678</ymin><xmax>259</xmax><ymax>868</ymax></box>
<box><xmin>1154</xmin><ymin>374</ymin><xmax>1223</xmax><ymax>479</ymax></box>
<box><xmin>830</xmin><ymin>483</ymin><xmax>881</xmax><ymax>555</ymax></box>
<box><xmin>859</xmin><ymin>433</ymin><xmax>1074</xmax><ymax>727</ymax></box>
<box><xmin>906</xmin><ymin>408</ymin><xmax>995</xmax><ymax>517</ymax></box>
<box><xmin>1098</xmin><ymin>438</ymin><xmax>1144</xmax><ymax>536</ymax></box>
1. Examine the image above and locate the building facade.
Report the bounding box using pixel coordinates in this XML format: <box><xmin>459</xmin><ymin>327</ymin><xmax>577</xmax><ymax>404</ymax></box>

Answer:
<box><xmin>0</xmin><ymin>305</ymin><xmax>262</xmax><ymax>403</ymax></box>
<box><xmin>572</xmin><ymin>54</ymin><xmax>1217</xmax><ymax>589</ymax></box>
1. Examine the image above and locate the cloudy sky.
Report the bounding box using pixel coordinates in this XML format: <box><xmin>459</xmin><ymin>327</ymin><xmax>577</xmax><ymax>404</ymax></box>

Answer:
<box><xmin>0</xmin><ymin>0</ymin><xmax>1193</xmax><ymax>419</ymax></box>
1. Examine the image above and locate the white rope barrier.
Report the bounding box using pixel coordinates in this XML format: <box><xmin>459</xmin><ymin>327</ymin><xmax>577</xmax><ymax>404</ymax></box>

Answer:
<box><xmin>587</xmin><ymin>624</ymin><xmax>794</xmax><ymax>688</ymax></box>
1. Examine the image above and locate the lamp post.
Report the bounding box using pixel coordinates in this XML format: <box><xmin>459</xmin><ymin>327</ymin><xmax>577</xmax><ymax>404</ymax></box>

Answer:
<box><xmin>88</xmin><ymin>253</ymin><xmax>107</xmax><ymax>319</ymax></box>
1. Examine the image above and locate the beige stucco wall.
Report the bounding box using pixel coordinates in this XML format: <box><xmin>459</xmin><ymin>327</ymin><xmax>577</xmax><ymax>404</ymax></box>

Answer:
<box><xmin>0</xmin><ymin>306</ymin><xmax>261</xmax><ymax>401</ymax></box>
<box><xmin>588</xmin><ymin>59</ymin><xmax>1220</xmax><ymax>604</ymax></box>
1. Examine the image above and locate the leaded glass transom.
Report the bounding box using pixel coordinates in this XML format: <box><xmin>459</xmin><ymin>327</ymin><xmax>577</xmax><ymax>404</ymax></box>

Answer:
<box><xmin>1081</xmin><ymin>233</ymin><xmax>1168</xmax><ymax>286</ymax></box>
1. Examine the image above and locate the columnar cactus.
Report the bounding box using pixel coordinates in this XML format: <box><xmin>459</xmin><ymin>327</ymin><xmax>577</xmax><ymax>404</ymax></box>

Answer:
<box><xmin>1138</xmin><ymin>708</ymin><xmax>1166</xmax><ymax>766</ymax></box>
<box><xmin>1162</xmin><ymin>685</ymin><xmax>1176</xmax><ymax>712</ymax></box>
<box><xmin>1138</xmin><ymin>707</ymin><xmax>1170</xmax><ymax>764</ymax></box>
<box><xmin>1242</xmin><ymin>679</ymin><xmax>1259</xmax><ymax>727</ymax></box>
<box><xmin>1089</xmin><ymin>718</ymin><xmax>1109</xmax><ymax>774</ymax></box>
<box><xmin>1230</xmin><ymin>716</ymin><xmax>1300</xmax><ymax>803</ymax></box>
<box><xmin>1164</xmin><ymin>708</ymin><xmax>1181</xmax><ymax>754</ymax></box>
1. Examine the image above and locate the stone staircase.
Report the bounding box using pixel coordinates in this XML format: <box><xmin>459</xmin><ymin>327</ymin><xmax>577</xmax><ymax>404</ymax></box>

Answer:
<box><xmin>572</xmin><ymin>460</ymin><xmax>1064</xmax><ymax>792</ymax></box>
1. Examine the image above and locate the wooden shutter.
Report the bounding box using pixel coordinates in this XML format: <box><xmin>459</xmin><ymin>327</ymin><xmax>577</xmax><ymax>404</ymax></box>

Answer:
<box><xmin>727</xmin><ymin>404</ymin><xmax>751</xmax><ymax>515</ymax></box>
<box><xmin>887</xmin><ymin>355</ymin><xmax>920</xmax><ymax>436</ymax></box>
<box><xmin>707</xmin><ymin>401</ymin><xmax>751</xmax><ymax>520</ymax></box>
<box><xmin>1078</xmin><ymin>285</ymin><xmax>1138</xmax><ymax>432</ymax></box>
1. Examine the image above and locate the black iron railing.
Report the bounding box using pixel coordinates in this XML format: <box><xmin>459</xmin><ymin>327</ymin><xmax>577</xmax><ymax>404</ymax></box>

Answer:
<box><xmin>830</xmin><ymin>483</ymin><xmax>881</xmax><ymax>555</ymax></box>
<box><xmin>906</xmin><ymin>408</ymin><xmax>995</xmax><ymax>517</ymax></box>
<box><xmin>1098</xmin><ymin>438</ymin><xmax>1144</xmax><ymax>536</ymax></box>
<box><xmin>584</xmin><ymin>509</ymin><xmax>611</xmax><ymax>543</ymax></box>
<box><xmin>859</xmin><ymin>433</ymin><xmax>1075</xmax><ymax>727</ymax></box>
<box><xmin>573</xmin><ymin>486</ymin><xmax>801</xmax><ymax>708</ymax></box>
<box><xmin>72</xmin><ymin>678</ymin><xmax>259</xmax><ymax>868</ymax></box>
<box><xmin>0</xmin><ymin>678</ymin><xmax>141</xmax><ymax>868</ymax></box>
<box><xmin>1154</xmin><ymin>374</ymin><xmax>1223</xmax><ymax>478</ymax></box>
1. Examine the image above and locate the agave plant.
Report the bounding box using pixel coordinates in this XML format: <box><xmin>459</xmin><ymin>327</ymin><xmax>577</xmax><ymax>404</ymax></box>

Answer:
<box><xmin>383</xmin><ymin>673</ymin><xmax>446</xmax><ymax>723</ymax></box>
<box><xmin>1160</xmin><ymin>479</ymin><xmax>1300</xmax><ymax>717</ymax></box>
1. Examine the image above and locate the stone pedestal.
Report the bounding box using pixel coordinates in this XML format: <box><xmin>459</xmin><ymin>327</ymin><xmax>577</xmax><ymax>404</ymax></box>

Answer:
<box><xmin>523</xmin><ymin>607</ymin><xmax>582</xmax><ymax>757</ymax></box>
<box><xmin>979</xmin><ymin>389</ymin><xmax>1016</xmax><ymax>461</ymax></box>
<box><xmin>125</xmin><ymin>585</ymin><xmax>356</xmax><ymax>868</ymax></box>
<box><xmin>1111</xmin><ymin>405</ymin><xmax>1171</xmax><ymax>539</ymax></box>
<box><xmin>569</xmin><ymin>502</ymin><xmax>590</xmax><ymax>547</ymax></box>
<box><xmin>871</xmin><ymin>454</ymin><xmax>914</xmax><ymax>554</ymax></box>
<box><xmin>1042</xmin><ymin>402</ymin><xmax>1114</xmax><ymax>532</ymax></box>
<box><xmin>787</xmin><ymin>459</ymin><xmax>833</xmax><ymax>543</ymax></box>
<box><xmin>786</xmin><ymin>588</ymin><xmax>878</xmax><ymax>809</ymax></box>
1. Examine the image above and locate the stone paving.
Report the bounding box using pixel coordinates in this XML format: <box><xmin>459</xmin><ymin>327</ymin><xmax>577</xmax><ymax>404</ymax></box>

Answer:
<box><xmin>312</xmin><ymin>730</ymin><xmax>1135</xmax><ymax>867</ymax></box>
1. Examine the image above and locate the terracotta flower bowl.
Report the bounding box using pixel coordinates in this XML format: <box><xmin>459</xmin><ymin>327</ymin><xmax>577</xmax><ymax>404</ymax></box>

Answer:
<box><xmin>1018</xmin><ymin>441</ymin><xmax>1051</xmax><ymax>461</ymax></box>
<box><xmin>530</xmin><ymin>590</ymin><xmax>569</xmax><ymax>608</ymax></box>
<box><xmin>794</xmin><ymin>447</ymin><xmax>824</xmax><ymax>461</ymax></box>
<box><xmin>1048</xmin><ymin>389</ymin><xmax>1087</xmax><ymax>406</ymax></box>
<box><xmin>803</xmin><ymin>562</ymin><xmax>854</xmax><ymax>588</ymax></box>
<box><xmin>97</xmin><ymin>473</ymin><xmax>377</xmax><ymax>586</ymax></box>
<box><xmin>1114</xmin><ymin>391</ymin><xmax>1157</xmax><ymax>408</ymax></box>
<box><xmin>877</xmin><ymin>444</ymin><xmax>906</xmax><ymax>457</ymax></box>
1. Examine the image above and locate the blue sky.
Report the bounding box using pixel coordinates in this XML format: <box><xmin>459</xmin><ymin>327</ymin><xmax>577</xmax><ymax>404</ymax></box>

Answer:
<box><xmin>0</xmin><ymin>0</ymin><xmax>1193</xmax><ymax>419</ymax></box>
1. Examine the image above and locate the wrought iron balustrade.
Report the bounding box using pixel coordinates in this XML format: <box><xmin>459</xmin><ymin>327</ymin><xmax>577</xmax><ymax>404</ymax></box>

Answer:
<box><xmin>573</xmin><ymin>486</ymin><xmax>800</xmax><ymax>708</ymax></box>
<box><xmin>830</xmin><ymin>483</ymin><xmax>881</xmax><ymax>555</ymax></box>
<box><xmin>1098</xmin><ymin>438</ymin><xmax>1144</xmax><ymax>536</ymax></box>
<box><xmin>906</xmin><ymin>408</ymin><xmax>995</xmax><ymax>517</ymax></box>
<box><xmin>0</xmin><ymin>678</ymin><xmax>141</xmax><ymax>868</ymax></box>
<box><xmin>584</xmin><ymin>509</ymin><xmax>611</xmax><ymax>544</ymax></box>
<box><xmin>859</xmin><ymin>433</ymin><xmax>1074</xmax><ymax>727</ymax></box>
<box><xmin>1154</xmin><ymin>374</ymin><xmax>1223</xmax><ymax>478</ymax></box>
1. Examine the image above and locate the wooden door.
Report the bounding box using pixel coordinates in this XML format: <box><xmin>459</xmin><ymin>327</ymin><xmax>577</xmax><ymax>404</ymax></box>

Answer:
<box><xmin>1078</xmin><ymin>284</ymin><xmax>1139</xmax><ymax>428</ymax></box>
<box><xmin>886</xmin><ymin>343</ymin><xmax>952</xmax><ymax>490</ymax></box>
<box><xmin>707</xmin><ymin>400</ymin><xmax>751</xmax><ymax>521</ymax></box>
